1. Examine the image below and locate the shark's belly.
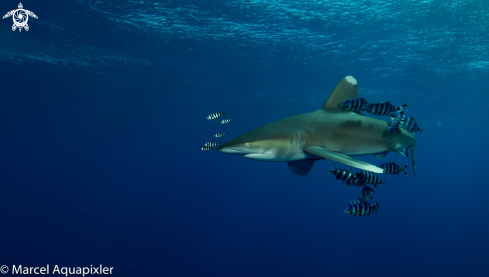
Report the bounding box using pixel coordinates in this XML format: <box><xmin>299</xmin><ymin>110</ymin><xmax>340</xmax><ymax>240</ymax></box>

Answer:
<box><xmin>245</xmin><ymin>146</ymin><xmax>308</xmax><ymax>162</ymax></box>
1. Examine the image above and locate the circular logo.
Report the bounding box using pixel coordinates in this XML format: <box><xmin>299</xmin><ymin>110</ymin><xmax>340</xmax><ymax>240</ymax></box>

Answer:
<box><xmin>0</xmin><ymin>265</ymin><xmax>9</xmax><ymax>274</ymax></box>
<box><xmin>13</xmin><ymin>9</ymin><xmax>28</xmax><ymax>27</ymax></box>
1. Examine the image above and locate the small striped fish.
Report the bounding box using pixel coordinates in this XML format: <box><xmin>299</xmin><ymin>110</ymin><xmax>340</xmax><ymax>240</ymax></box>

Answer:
<box><xmin>379</xmin><ymin>162</ymin><xmax>407</xmax><ymax>175</ymax></box>
<box><xmin>207</xmin><ymin>111</ymin><xmax>226</xmax><ymax>120</ymax></box>
<box><xmin>328</xmin><ymin>168</ymin><xmax>363</xmax><ymax>186</ymax></box>
<box><xmin>201</xmin><ymin>141</ymin><xmax>222</xmax><ymax>151</ymax></box>
<box><xmin>387</xmin><ymin>111</ymin><xmax>404</xmax><ymax>135</ymax></box>
<box><xmin>365</xmin><ymin>102</ymin><xmax>408</xmax><ymax>116</ymax></box>
<box><xmin>340</xmin><ymin>98</ymin><xmax>369</xmax><ymax>112</ymax></box>
<box><xmin>201</xmin><ymin>146</ymin><xmax>214</xmax><ymax>151</ymax></box>
<box><xmin>399</xmin><ymin>114</ymin><xmax>422</xmax><ymax>134</ymax></box>
<box><xmin>344</xmin><ymin>199</ymin><xmax>379</xmax><ymax>216</ymax></box>
<box><xmin>214</xmin><ymin>132</ymin><xmax>229</xmax><ymax>138</ymax></box>
<box><xmin>361</xmin><ymin>186</ymin><xmax>375</xmax><ymax>200</ymax></box>
<box><xmin>356</xmin><ymin>170</ymin><xmax>385</xmax><ymax>187</ymax></box>
<box><xmin>221</xmin><ymin>118</ymin><xmax>234</xmax><ymax>124</ymax></box>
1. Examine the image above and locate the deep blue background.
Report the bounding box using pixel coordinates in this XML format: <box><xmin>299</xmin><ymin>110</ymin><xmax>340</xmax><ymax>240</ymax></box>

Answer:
<box><xmin>0</xmin><ymin>1</ymin><xmax>488</xmax><ymax>276</ymax></box>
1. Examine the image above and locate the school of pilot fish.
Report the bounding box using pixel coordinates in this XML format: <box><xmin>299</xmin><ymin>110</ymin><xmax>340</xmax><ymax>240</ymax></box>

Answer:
<box><xmin>336</xmin><ymin>97</ymin><xmax>422</xmax><ymax>216</ymax></box>
<box><xmin>201</xmin><ymin>111</ymin><xmax>233</xmax><ymax>151</ymax></box>
<box><xmin>202</xmin><ymin>95</ymin><xmax>423</xmax><ymax>217</ymax></box>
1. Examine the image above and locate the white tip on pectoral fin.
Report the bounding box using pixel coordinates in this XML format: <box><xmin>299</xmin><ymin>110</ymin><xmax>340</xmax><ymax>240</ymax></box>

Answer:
<box><xmin>303</xmin><ymin>146</ymin><xmax>384</xmax><ymax>173</ymax></box>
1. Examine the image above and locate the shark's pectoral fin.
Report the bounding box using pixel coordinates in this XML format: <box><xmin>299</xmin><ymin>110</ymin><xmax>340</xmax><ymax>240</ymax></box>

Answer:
<box><xmin>303</xmin><ymin>146</ymin><xmax>384</xmax><ymax>173</ymax></box>
<box><xmin>374</xmin><ymin>151</ymin><xmax>389</xmax><ymax>160</ymax></box>
<box><xmin>287</xmin><ymin>159</ymin><xmax>319</xmax><ymax>176</ymax></box>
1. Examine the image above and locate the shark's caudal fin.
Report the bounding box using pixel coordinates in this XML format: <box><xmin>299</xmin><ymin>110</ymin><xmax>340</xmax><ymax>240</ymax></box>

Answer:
<box><xmin>303</xmin><ymin>146</ymin><xmax>384</xmax><ymax>173</ymax></box>
<box><xmin>322</xmin><ymin>76</ymin><xmax>358</xmax><ymax>109</ymax></box>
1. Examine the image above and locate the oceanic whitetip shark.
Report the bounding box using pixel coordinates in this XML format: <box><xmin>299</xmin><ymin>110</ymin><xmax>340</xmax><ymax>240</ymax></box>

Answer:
<box><xmin>217</xmin><ymin>76</ymin><xmax>416</xmax><ymax>176</ymax></box>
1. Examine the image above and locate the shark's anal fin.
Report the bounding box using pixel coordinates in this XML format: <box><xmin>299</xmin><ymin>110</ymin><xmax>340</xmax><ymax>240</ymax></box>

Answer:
<box><xmin>322</xmin><ymin>76</ymin><xmax>358</xmax><ymax>109</ymax></box>
<box><xmin>287</xmin><ymin>159</ymin><xmax>318</xmax><ymax>176</ymax></box>
<box><xmin>303</xmin><ymin>146</ymin><xmax>384</xmax><ymax>174</ymax></box>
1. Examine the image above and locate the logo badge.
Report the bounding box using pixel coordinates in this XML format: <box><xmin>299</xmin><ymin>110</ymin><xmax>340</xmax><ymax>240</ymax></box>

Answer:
<box><xmin>3</xmin><ymin>3</ymin><xmax>38</xmax><ymax>32</ymax></box>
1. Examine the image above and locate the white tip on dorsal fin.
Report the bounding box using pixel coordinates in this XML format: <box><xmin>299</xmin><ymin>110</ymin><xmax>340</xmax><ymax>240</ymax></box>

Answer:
<box><xmin>322</xmin><ymin>76</ymin><xmax>358</xmax><ymax>110</ymax></box>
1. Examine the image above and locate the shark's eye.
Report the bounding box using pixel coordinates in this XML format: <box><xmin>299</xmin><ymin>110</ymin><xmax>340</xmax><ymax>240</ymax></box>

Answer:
<box><xmin>245</xmin><ymin>143</ymin><xmax>251</xmax><ymax>147</ymax></box>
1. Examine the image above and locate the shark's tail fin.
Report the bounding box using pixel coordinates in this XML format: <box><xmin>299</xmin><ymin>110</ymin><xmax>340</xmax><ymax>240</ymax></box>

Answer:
<box><xmin>410</xmin><ymin>145</ymin><xmax>416</xmax><ymax>175</ymax></box>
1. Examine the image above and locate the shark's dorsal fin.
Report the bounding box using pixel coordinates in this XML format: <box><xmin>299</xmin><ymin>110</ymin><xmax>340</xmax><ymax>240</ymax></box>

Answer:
<box><xmin>322</xmin><ymin>76</ymin><xmax>358</xmax><ymax>110</ymax></box>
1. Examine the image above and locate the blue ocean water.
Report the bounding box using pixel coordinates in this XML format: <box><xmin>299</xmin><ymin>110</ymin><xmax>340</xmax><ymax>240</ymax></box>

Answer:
<box><xmin>0</xmin><ymin>0</ymin><xmax>488</xmax><ymax>276</ymax></box>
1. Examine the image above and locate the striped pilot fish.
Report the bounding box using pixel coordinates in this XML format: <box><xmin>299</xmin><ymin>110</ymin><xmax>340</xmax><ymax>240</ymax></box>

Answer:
<box><xmin>221</xmin><ymin>118</ymin><xmax>234</xmax><ymax>124</ymax></box>
<box><xmin>207</xmin><ymin>111</ymin><xmax>226</xmax><ymax>120</ymax></box>
<box><xmin>328</xmin><ymin>168</ymin><xmax>363</xmax><ymax>186</ymax></box>
<box><xmin>398</xmin><ymin>114</ymin><xmax>423</xmax><ymax>134</ymax></box>
<box><xmin>361</xmin><ymin>186</ymin><xmax>375</xmax><ymax>200</ymax></box>
<box><xmin>340</xmin><ymin>98</ymin><xmax>369</xmax><ymax>112</ymax></box>
<box><xmin>387</xmin><ymin>111</ymin><xmax>405</xmax><ymax>135</ymax></box>
<box><xmin>356</xmin><ymin>170</ymin><xmax>385</xmax><ymax>187</ymax></box>
<box><xmin>365</xmin><ymin>101</ymin><xmax>408</xmax><ymax>116</ymax></box>
<box><xmin>344</xmin><ymin>199</ymin><xmax>379</xmax><ymax>216</ymax></box>
<box><xmin>379</xmin><ymin>162</ymin><xmax>407</xmax><ymax>175</ymax></box>
<box><xmin>214</xmin><ymin>132</ymin><xmax>229</xmax><ymax>138</ymax></box>
<box><xmin>201</xmin><ymin>141</ymin><xmax>222</xmax><ymax>151</ymax></box>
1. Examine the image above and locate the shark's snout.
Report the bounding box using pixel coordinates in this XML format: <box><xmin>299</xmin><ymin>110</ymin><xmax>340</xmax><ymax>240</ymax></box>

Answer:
<box><xmin>216</xmin><ymin>140</ymin><xmax>262</xmax><ymax>155</ymax></box>
<box><xmin>216</xmin><ymin>145</ymin><xmax>233</xmax><ymax>154</ymax></box>
<box><xmin>216</xmin><ymin>145</ymin><xmax>252</xmax><ymax>155</ymax></box>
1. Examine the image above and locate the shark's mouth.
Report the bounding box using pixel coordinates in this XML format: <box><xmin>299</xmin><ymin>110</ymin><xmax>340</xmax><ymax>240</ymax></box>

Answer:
<box><xmin>244</xmin><ymin>153</ymin><xmax>275</xmax><ymax>161</ymax></box>
<box><xmin>216</xmin><ymin>147</ymin><xmax>252</xmax><ymax>155</ymax></box>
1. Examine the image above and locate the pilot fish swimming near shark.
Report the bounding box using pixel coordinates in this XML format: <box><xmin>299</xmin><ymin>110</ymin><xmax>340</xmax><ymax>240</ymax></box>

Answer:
<box><xmin>216</xmin><ymin>76</ymin><xmax>417</xmax><ymax>176</ymax></box>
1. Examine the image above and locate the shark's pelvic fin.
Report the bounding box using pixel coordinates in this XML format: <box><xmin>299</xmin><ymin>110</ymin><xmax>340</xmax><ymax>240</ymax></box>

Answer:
<box><xmin>287</xmin><ymin>159</ymin><xmax>319</xmax><ymax>176</ymax></box>
<box><xmin>374</xmin><ymin>152</ymin><xmax>389</xmax><ymax>160</ymax></box>
<box><xmin>322</xmin><ymin>76</ymin><xmax>358</xmax><ymax>110</ymax></box>
<box><xmin>303</xmin><ymin>146</ymin><xmax>384</xmax><ymax>173</ymax></box>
